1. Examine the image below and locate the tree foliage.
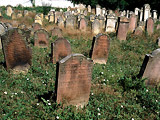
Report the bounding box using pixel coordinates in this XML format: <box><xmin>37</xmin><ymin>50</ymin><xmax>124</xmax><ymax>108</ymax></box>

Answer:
<box><xmin>70</xmin><ymin>0</ymin><xmax>160</xmax><ymax>13</ymax></box>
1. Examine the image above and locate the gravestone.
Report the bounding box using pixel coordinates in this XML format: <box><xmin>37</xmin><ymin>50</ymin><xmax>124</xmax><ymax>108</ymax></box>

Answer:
<box><xmin>6</xmin><ymin>5</ymin><xmax>13</xmax><ymax>17</ymax></box>
<box><xmin>1</xmin><ymin>28</ymin><xmax>32</xmax><ymax>73</ymax></box>
<box><xmin>35</xmin><ymin>14</ymin><xmax>42</xmax><ymax>25</ymax></box>
<box><xmin>134</xmin><ymin>8</ymin><xmax>139</xmax><ymax>16</ymax></box>
<box><xmin>18</xmin><ymin>24</ymin><xmax>26</xmax><ymax>30</ymax></box>
<box><xmin>55</xmin><ymin>11</ymin><xmax>62</xmax><ymax>24</ymax></box>
<box><xmin>51</xmin><ymin>27</ymin><xmax>63</xmax><ymax>38</ymax></box>
<box><xmin>152</xmin><ymin>10</ymin><xmax>157</xmax><ymax>20</ymax></box>
<box><xmin>134</xmin><ymin>26</ymin><xmax>143</xmax><ymax>36</ymax></box>
<box><xmin>99</xmin><ymin>15</ymin><xmax>105</xmax><ymax>30</ymax></box>
<box><xmin>128</xmin><ymin>14</ymin><xmax>137</xmax><ymax>33</ymax></box>
<box><xmin>90</xmin><ymin>15</ymin><xmax>95</xmax><ymax>22</ymax></box>
<box><xmin>34</xmin><ymin>29</ymin><xmax>49</xmax><ymax>48</ymax></box>
<box><xmin>0</xmin><ymin>22</ymin><xmax>7</xmax><ymax>36</ymax></box>
<box><xmin>146</xmin><ymin>17</ymin><xmax>154</xmax><ymax>36</ymax></box>
<box><xmin>49</xmin><ymin>14</ymin><xmax>55</xmax><ymax>23</ymax></box>
<box><xmin>57</xmin><ymin>16</ymin><xmax>65</xmax><ymax>28</ymax></box>
<box><xmin>91</xmin><ymin>33</ymin><xmax>110</xmax><ymax>64</ymax></box>
<box><xmin>156</xmin><ymin>24</ymin><xmax>160</xmax><ymax>30</ymax></box>
<box><xmin>24</xmin><ymin>10</ymin><xmax>29</xmax><ymax>17</ymax></box>
<box><xmin>32</xmin><ymin>23</ymin><xmax>42</xmax><ymax>31</ymax></box>
<box><xmin>144</xmin><ymin>4</ymin><xmax>151</xmax><ymax>21</ymax></box>
<box><xmin>96</xmin><ymin>5</ymin><xmax>101</xmax><ymax>16</ymax></box>
<box><xmin>51</xmin><ymin>38</ymin><xmax>71</xmax><ymax>64</ymax></box>
<box><xmin>105</xmin><ymin>14</ymin><xmax>117</xmax><ymax>33</ymax></box>
<box><xmin>79</xmin><ymin>18</ymin><xmax>87</xmax><ymax>31</ymax></box>
<box><xmin>117</xmin><ymin>17</ymin><xmax>129</xmax><ymax>41</ymax></box>
<box><xmin>139</xmin><ymin>49</ymin><xmax>160</xmax><ymax>86</ymax></box>
<box><xmin>92</xmin><ymin>18</ymin><xmax>100</xmax><ymax>35</ymax></box>
<box><xmin>57</xmin><ymin>54</ymin><xmax>93</xmax><ymax>107</ymax></box>
<box><xmin>87</xmin><ymin>5</ymin><xmax>91</xmax><ymax>13</ymax></box>
<box><xmin>0</xmin><ymin>37</ymin><xmax>2</xmax><ymax>49</ymax></box>
<box><xmin>65</xmin><ymin>17</ymin><xmax>75</xmax><ymax>29</ymax></box>
<box><xmin>11</xmin><ymin>13</ymin><xmax>17</xmax><ymax>20</ymax></box>
<box><xmin>139</xmin><ymin>7</ymin><xmax>143</xmax><ymax>21</ymax></box>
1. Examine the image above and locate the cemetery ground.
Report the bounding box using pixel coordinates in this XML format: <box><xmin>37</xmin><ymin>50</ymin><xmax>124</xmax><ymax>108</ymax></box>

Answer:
<box><xmin>0</xmin><ymin>7</ymin><xmax>160</xmax><ymax>120</ymax></box>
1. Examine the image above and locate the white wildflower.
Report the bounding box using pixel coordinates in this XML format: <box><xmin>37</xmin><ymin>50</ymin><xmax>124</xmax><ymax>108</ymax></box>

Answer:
<box><xmin>47</xmin><ymin>100</ymin><xmax>49</xmax><ymax>102</ymax></box>
<box><xmin>4</xmin><ymin>91</ymin><xmax>7</xmax><ymax>94</ymax></box>
<box><xmin>131</xmin><ymin>118</ymin><xmax>134</xmax><ymax>120</ymax></box>
<box><xmin>146</xmin><ymin>89</ymin><xmax>148</xmax><ymax>92</ymax></box>
<box><xmin>156</xmin><ymin>100</ymin><xmax>158</xmax><ymax>102</ymax></box>
<box><xmin>97</xmin><ymin>108</ymin><xmax>100</xmax><ymax>111</ymax></box>
<box><xmin>121</xmin><ymin>105</ymin><xmax>123</xmax><ymax>108</ymax></box>
<box><xmin>98</xmin><ymin>113</ymin><xmax>101</xmax><ymax>116</ymax></box>
<box><xmin>46</xmin><ymin>71</ymin><xmax>48</xmax><ymax>74</ymax></box>
<box><xmin>101</xmin><ymin>72</ymin><xmax>104</xmax><ymax>75</ymax></box>
<box><xmin>103</xmin><ymin>79</ymin><xmax>105</xmax><ymax>81</ymax></box>
<box><xmin>91</xmin><ymin>93</ymin><xmax>94</xmax><ymax>95</ymax></box>
<box><xmin>56</xmin><ymin>116</ymin><xmax>59</xmax><ymax>119</ymax></box>
<box><xmin>48</xmin><ymin>103</ymin><xmax>51</xmax><ymax>106</ymax></box>
<box><xmin>103</xmin><ymin>83</ymin><xmax>106</xmax><ymax>85</ymax></box>
<box><xmin>27</xmin><ymin>78</ymin><xmax>29</xmax><ymax>80</ymax></box>
<box><xmin>15</xmin><ymin>93</ymin><xmax>17</xmax><ymax>95</ymax></box>
<box><xmin>37</xmin><ymin>103</ymin><xmax>39</xmax><ymax>106</ymax></box>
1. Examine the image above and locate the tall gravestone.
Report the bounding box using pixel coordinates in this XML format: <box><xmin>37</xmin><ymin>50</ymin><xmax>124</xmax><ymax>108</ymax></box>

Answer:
<box><xmin>92</xmin><ymin>18</ymin><xmax>100</xmax><ymax>35</ymax></box>
<box><xmin>139</xmin><ymin>49</ymin><xmax>160</xmax><ymax>86</ymax></box>
<box><xmin>144</xmin><ymin>4</ymin><xmax>151</xmax><ymax>22</ymax></box>
<box><xmin>96</xmin><ymin>5</ymin><xmax>101</xmax><ymax>16</ymax></box>
<box><xmin>65</xmin><ymin>16</ymin><xmax>75</xmax><ymax>29</ymax></box>
<box><xmin>117</xmin><ymin>17</ymin><xmax>129</xmax><ymax>41</ymax></box>
<box><xmin>128</xmin><ymin>14</ymin><xmax>137</xmax><ymax>33</ymax></box>
<box><xmin>79</xmin><ymin>18</ymin><xmax>87</xmax><ymax>31</ymax></box>
<box><xmin>6</xmin><ymin>5</ymin><xmax>13</xmax><ymax>17</ymax></box>
<box><xmin>105</xmin><ymin>14</ymin><xmax>117</xmax><ymax>33</ymax></box>
<box><xmin>1</xmin><ymin>28</ymin><xmax>32</xmax><ymax>73</ymax></box>
<box><xmin>58</xmin><ymin>16</ymin><xmax>65</xmax><ymax>28</ymax></box>
<box><xmin>57</xmin><ymin>54</ymin><xmax>93</xmax><ymax>107</ymax></box>
<box><xmin>51</xmin><ymin>38</ymin><xmax>71</xmax><ymax>64</ymax></box>
<box><xmin>91</xmin><ymin>33</ymin><xmax>110</xmax><ymax>64</ymax></box>
<box><xmin>34</xmin><ymin>29</ymin><xmax>49</xmax><ymax>48</ymax></box>
<box><xmin>146</xmin><ymin>17</ymin><xmax>154</xmax><ymax>36</ymax></box>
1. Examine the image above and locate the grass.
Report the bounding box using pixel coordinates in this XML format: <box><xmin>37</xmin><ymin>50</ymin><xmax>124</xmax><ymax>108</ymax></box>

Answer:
<box><xmin>0</xmin><ymin>7</ymin><xmax>160</xmax><ymax>120</ymax></box>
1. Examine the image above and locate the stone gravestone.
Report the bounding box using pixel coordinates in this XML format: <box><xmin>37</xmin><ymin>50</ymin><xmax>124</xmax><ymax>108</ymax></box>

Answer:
<box><xmin>32</xmin><ymin>23</ymin><xmax>42</xmax><ymax>31</ymax></box>
<box><xmin>128</xmin><ymin>14</ymin><xmax>137</xmax><ymax>33</ymax></box>
<box><xmin>139</xmin><ymin>49</ymin><xmax>160</xmax><ymax>86</ymax></box>
<box><xmin>65</xmin><ymin>16</ymin><xmax>75</xmax><ymax>29</ymax></box>
<box><xmin>92</xmin><ymin>18</ymin><xmax>100</xmax><ymax>35</ymax></box>
<box><xmin>6</xmin><ymin>5</ymin><xmax>13</xmax><ymax>17</ymax></box>
<box><xmin>51</xmin><ymin>27</ymin><xmax>63</xmax><ymax>38</ymax></box>
<box><xmin>0</xmin><ymin>37</ymin><xmax>2</xmax><ymax>49</ymax></box>
<box><xmin>57</xmin><ymin>16</ymin><xmax>65</xmax><ymax>28</ymax></box>
<box><xmin>35</xmin><ymin>14</ymin><xmax>42</xmax><ymax>25</ymax></box>
<box><xmin>1</xmin><ymin>28</ymin><xmax>32</xmax><ymax>73</ymax></box>
<box><xmin>11</xmin><ymin>13</ymin><xmax>17</xmax><ymax>20</ymax></box>
<box><xmin>105</xmin><ymin>14</ymin><xmax>117</xmax><ymax>33</ymax></box>
<box><xmin>117</xmin><ymin>17</ymin><xmax>129</xmax><ymax>41</ymax></box>
<box><xmin>144</xmin><ymin>4</ymin><xmax>151</xmax><ymax>22</ymax></box>
<box><xmin>91</xmin><ymin>33</ymin><xmax>110</xmax><ymax>64</ymax></box>
<box><xmin>134</xmin><ymin>26</ymin><xmax>143</xmax><ymax>36</ymax></box>
<box><xmin>0</xmin><ymin>22</ymin><xmax>7</xmax><ymax>36</ymax></box>
<box><xmin>34</xmin><ymin>29</ymin><xmax>49</xmax><ymax>48</ymax></box>
<box><xmin>146</xmin><ymin>17</ymin><xmax>154</xmax><ymax>36</ymax></box>
<box><xmin>79</xmin><ymin>18</ymin><xmax>87</xmax><ymax>31</ymax></box>
<box><xmin>57</xmin><ymin>54</ymin><xmax>93</xmax><ymax>107</ymax></box>
<box><xmin>51</xmin><ymin>38</ymin><xmax>71</xmax><ymax>64</ymax></box>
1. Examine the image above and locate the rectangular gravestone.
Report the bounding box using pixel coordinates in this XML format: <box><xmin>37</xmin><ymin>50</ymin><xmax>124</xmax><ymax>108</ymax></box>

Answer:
<box><xmin>57</xmin><ymin>54</ymin><xmax>93</xmax><ymax>108</ymax></box>
<box><xmin>91</xmin><ymin>33</ymin><xmax>110</xmax><ymax>64</ymax></box>
<box><xmin>34</xmin><ymin>29</ymin><xmax>49</xmax><ymax>48</ymax></box>
<box><xmin>1</xmin><ymin>28</ymin><xmax>32</xmax><ymax>74</ymax></box>
<box><xmin>51</xmin><ymin>38</ymin><xmax>71</xmax><ymax>64</ymax></box>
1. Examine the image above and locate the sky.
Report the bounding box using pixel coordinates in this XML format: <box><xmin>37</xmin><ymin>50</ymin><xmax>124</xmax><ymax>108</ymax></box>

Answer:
<box><xmin>0</xmin><ymin>0</ymin><xmax>76</xmax><ymax>8</ymax></box>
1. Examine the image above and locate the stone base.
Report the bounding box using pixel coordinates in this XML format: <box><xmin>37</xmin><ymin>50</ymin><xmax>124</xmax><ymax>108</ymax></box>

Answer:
<box><xmin>12</xmin><ymin>63</ymin><xmax>30</xmax><ymax>74</ymax></box>
<box><xmin>93</xmin><ymin>59</ymin><xmax>106</xmax><ymax>64</ymax></box>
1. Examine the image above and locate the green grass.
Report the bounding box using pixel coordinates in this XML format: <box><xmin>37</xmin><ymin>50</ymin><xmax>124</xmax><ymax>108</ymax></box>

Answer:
<box><xmin>0</xmin><ymin>20</ymin><xmax>160</xmax><ymax>119</ymax></box>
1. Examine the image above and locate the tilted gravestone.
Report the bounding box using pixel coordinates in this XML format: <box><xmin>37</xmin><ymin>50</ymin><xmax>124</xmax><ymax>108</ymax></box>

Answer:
<box><xmin>57</xmin><ymin>54</ymin><xmax>93</xmax><ymax>107</ymax></box>
<box><xmin>91</xmin><ymin>33</ymin><xmax>110</xmax><ymax>64</ymax></box>
<box><xmin>146</xmin><ymin>17</ymin><xmax>154</xmax><ymax>36</ymax></box>
<box><xmin>1</xmin><ymin>28</ymin><xmax>32</xmax><ymax>73</ymax></box>
<box><xmin>139</xmin><ymin>49</ymin><xmax>160</xmax><ymax>86</ymax></box>
<box><xmin>34</xmin><ymin>29</ymin><xmax>49</xmax><ymax>48</ymax></box>
<box><xmin>117</xmin><ymin>17</ymin><xmax>129</xmax><ymax>41</ymax></box>
<box><xmin>51</xmin><ymin>27</ymin><xmax>63</xmax><ymax>38</ymax></box>
<box><xmin>51</xmin><ymin>38</ymin><xmax>71</xmax><ymax>64</ymax></box>
<box><xmin>92</xmin><ymin>18</ymin><xmax>100</xmax><ymax>35</ymax></box>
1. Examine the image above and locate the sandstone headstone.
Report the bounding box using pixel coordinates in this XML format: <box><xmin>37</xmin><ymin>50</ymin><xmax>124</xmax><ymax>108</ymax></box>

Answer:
<box><xmin>146</xmin><ymin>17</ymin><xmax>154</xmax><ymax>36</ymax></box>
<box><xmin>128</xmin><ymin>14</ymin><xmax>137</xmax><ymax>33</ymax></box>
<box><xmin>140</xmin><ymin>49</ymin><xmax>160</xmax><ymax>86</ymax></box>
<box><xmin>32</xmin><ymin>23</ymin><xmax>42</xmax><ymax>31</ymax></box>
<box><xmin>51</xmin><ymin>27</ymin><xmax>63</xmax><ymax>38</ymax></box>
<box><xmin>91</xmin><ymin>33</ymin><xmax>110</xmax><ymax>64</ymax></box>
<box><xmin>99</xmin><ymin>15</ymin><xmax>105</xmax><ymax>31</ymax></box>
<box><xmin>57</xmin><ymin>54</ymin><xmax>93</xmax><ymax>107</ymax></box>
<box><xmin>1</xmin><ymin>28</ymin><xmax>32</xmax><ymax>73</ymax></box>
<box><xmin>65</xmin><ymin>17</ymin><xmax>74</xmax><ymax>29</ymax></box>
<box><xmin>35</xmin><ymin>14</ymin><xmax>42</xmax><ymax>25</ymax></box>
<box><xmin>11</xmin><ymin>13</ymin><xmax>17</xmax><ymax>19</ymax></box>
<box><xmin>134</xmin><ymin>27</ymin><xmax>143</xmax><ymax>36</ymax></box>
<box><xmin>55</xmin><ymin>11</ymin><xmax>62</xmax><ymax>24</ymax></box>
<box><xmin>51</xmin><ymin>38</ymin><xmax>71</xmax><ymax>64</ymax></box>
<box><xmin>117</xmin><ymin>17</ymin><xmax>129</xmax><ymax>41</ymax></box>
<box><xmin>105</xmin><ymin>15</ymin><xmax>117</xmax><ymax>33</ymax></box>
<box><xmin>34</xmin><ymin>29</ymin><xmax>49</xmax><ymax>48</ymax></box>
<box><xmin>87</xmin><ymin>5</ymin><xmax>91</xmax><ymax>13</ymax></box>
<box><xmin>79</xmin><ymin>18</ymin><xmax>87</xmax><ymax>31</ymax></box>
<box><xmin>57</xmin><ymin>16</ymin><xmax>65</xmax><ymax>28</ymax></box>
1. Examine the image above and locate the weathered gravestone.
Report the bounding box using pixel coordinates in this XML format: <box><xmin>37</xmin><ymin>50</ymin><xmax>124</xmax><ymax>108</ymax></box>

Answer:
<box><xmin>91</xmin><ymin>33</ymin><xmax>110</xmax><ymax>64</ymax></box>
<box><xmin>146</xmin><ymin>17</ymin><xmax>154</xmax><ymax>36</ymax></box>
<box><xmin>51</xmin><ymin>38</ymin><xmax>71</xmax><ymax>64</ymax></box>
<box><xmin>92</xmin><ymin>18</ymin><xmax>100</xmax><ymax>35</ymax></box>
<box><xmin>34</xmin><ymin>29</ymin><xmax>49</xmax><ymax>48</ymax></box>
<box><xmin>0</xmin><ymin>22</ymin><xmax>7</xmax><ymax>36</ymax></box>
<box><xmin>156</xmin><ymin>24</ymin><xmax>160</xmax><ymax>30</ymax></box>
<box><xmin>105</xmin><ymin>14</ymin><xmax>117</xmax><ymax>33</ymax></box>
<box><xmin>32</xmin><ymin>23</ymin><xmax>42</xmax><ymax>31</ymax></box>
<box><xmin>79</xmin><ymin>18</ymin><xmax>87</xmax><ymax>31</ymax></box>
<box><xmin>1</xmin><ymin>28</ymin><xmax>32</xmax><ymax>73</ymax></box>
<box><xmin>65</xmin><ymin>16</ymin><xmax>75</xmax><ymax>29</ymax></box>
<box><xmin>57</xmin><ymin>54</ymin><xmax>93</xmax><ymax>107</ymax></box>
<box><xmin>139</xmin><ymin>49</ymin><xmax>160</xmax><ymax>86</ymax></box>
<box><xmin>128</xmin><ymin>14</ymin><xmax>137</xmax><ymax>33</ymax></box>
<box><xmin>117</xmin><ymin>17</ymin><xmax>129</xmax><ymax>41</ymax></box>
<box><xmin>134</xmin><ymin>26</ymin><xmax>143</xmax><ymax>36</ymax></box>
<box><xmin>51</xmin><ymin>27</ymin><xmax>63</xmax><ymax>38</ymax></box>
<box><xmin>57</xmin><ymin>16</ymin><xmax>65</xmax><ymax>28</ymax></box>
<box><xmin>6</xmin><ymin>5</ymin><xmax>13</xmax><ymax>17</ymax></box>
